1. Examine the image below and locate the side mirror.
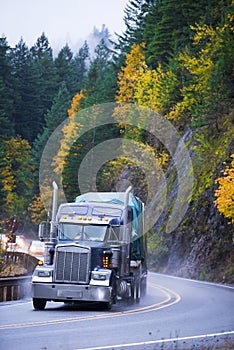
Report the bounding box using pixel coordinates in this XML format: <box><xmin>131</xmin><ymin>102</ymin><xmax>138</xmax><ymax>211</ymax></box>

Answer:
<box><xmin>38</xmin><ymin>222</ymin><xmax>50</xmax><ymax>241</ymax></box>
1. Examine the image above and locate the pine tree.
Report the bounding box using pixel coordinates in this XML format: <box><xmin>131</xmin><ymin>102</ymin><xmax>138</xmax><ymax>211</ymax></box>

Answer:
<box><xmin>84</xmin><ymin>38</ymin><xmax>116</xmax><ymax>106</ymax></box>
<box><xmin>0</xmin><ymin>36</ymin><xmax>14</xmax><ymax>139</ymax></box>
<box><xmin>54</xmin><ymin>44</ymin><xmax>77</xmax><ymax>96</ymax></box>
<box><xmin>73</xmin><ymin>41</ymin><xmax>90</xmax><ymax>92</ymax></box>
<box><xmin>144</xmin><ymin>0</ymin><xmax>208</xmax><ymax>66</ymax></box>
<box><xmin>119</xmin><ymin>0</ymin><xmax>146</xmax><ymax>49</ymax></box>
<box><xmin>29</xmin><ymin>33</ymin><xmax>58</xmax><ymax>141</ymax></box>
<box><xmin>10</xmin><ymin>38</ymin><xmax>36</xmax><ymax>141</ymax></box>
<box><xmin>30</xmin><ymin>32</ymin><xmax>52</xmax><ymax>58</ymax></box>
<box><xmin>32</xmin><ymin>82</ymin><xmax>71</xmax><ymax>194</ymax></box>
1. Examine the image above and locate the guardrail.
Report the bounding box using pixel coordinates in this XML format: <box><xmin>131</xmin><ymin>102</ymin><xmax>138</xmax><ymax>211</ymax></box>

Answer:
<box><xmin>0</xmin><ymin>275</ymin><xmax>32</xmax><ymax>302</ymax></box>
<box><xmin>0</xmin><ymin>252</ymin><xmax>39</xmax><ymax>302</ymax></box>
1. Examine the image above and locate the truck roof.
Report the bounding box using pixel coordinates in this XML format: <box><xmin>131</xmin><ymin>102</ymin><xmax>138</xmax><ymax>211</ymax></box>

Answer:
<box><xmin>56</xmin><ymin>192</ymin><xmax>143</xmax><ymax>225</ymax></box>
<box><xmin>75</xmin><ymin>191</ymin><xmax>142</xmax><ymax>208</ymax></box>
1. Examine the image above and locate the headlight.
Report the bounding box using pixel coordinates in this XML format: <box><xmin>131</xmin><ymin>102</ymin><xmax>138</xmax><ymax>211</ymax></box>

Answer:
<box><xmin>32</xmin><ymin>267</ymin><xmax>53</xmax><ymax>282</ymax></box>
<box><xmin>92</xmin><ymin>273</ymin><xmax>106</xmax><ymax>281</ymax></box>
<box><xmin>90</xmin><ymin>270</ymin><xmax>111</xmax><ymax>286</ymax></box>
<box><xmin>38</xmin><ymin>270</ymin><xmax>51</xmax><ymax>278</ymax></box>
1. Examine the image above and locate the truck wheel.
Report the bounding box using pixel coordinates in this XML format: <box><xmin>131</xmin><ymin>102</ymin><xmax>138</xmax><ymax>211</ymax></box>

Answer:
<box><xmin>100</xmin><ymin>300</ymin><xmax>112</xmax><ymax>310</ymax></box>
<box><xmin>33</xmin><ymin>298</ymin><xmax>47</xmax><ymax>310</ymax></box>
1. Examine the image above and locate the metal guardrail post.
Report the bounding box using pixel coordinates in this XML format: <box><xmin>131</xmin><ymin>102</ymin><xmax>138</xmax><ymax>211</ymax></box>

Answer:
<box><xmin>0</xmin><ymin>276</ymin><xmax>33</xmax><ymax>302</ymax></box>
<box><xmin>0</xmin><ymin>252</ymin><xmax>39</xmax><ymax>302</ymax></box>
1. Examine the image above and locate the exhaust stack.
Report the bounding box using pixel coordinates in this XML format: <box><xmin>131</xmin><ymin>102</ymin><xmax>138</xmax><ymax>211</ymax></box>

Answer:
<box><xmin>50</xmin><ymin>181</ymin><xmax>58</xmax><ymax>242</ymax></box>
<box><xmin>44</xmin><ymin>182</ymin><xmax>58</xmax><ymax>265</ymax></box>
<box><xmin>123</xmin><ymin>186</ymin><xmax>132</xmax><ymax>225</ymax></box>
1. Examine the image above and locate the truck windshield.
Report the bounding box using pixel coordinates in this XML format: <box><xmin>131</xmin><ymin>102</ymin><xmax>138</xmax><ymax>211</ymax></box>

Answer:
<box><xmin>59</xmin><ymin>223</ymin><xmax>107</xmax><ymax>242</ymax></box>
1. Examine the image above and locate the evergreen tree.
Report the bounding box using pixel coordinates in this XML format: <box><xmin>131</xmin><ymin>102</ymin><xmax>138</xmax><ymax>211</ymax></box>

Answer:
<box><xmin>30</xmin><ymin>32</ymin><xmax>52</xmax><ymax>58</ymax></box>
<box><xmin>118</xmin><ymin>0</ymin><xmax>146</xmax><ymax>50</ymax></box>
<box><xmin>54</xmin><ymin>44</ymin><xmax>77</xmax><ymax>96</ymax></box>
<box><xmin>88</xmin><ymin>24</ymin><xmax>112</xmax><ymax>57</ymax></box>
<box><xmin>84</xmin><ymin>39</ymin><xmax>116</xmax><ymax>106</ymax></box>
<box><xmin>0</xmin><ymin>36</ymin><xmax>14</xmax><ymax>139</ymax></box>
<box><xmin>32</xmin><ymin>82</ymin><xmax>71</xmax><ymax>193</ymax></box>
<box><xmin>30</xmin><ymin>33</ymin><xmax>58</xmax><ymax>141</ymax></box>
<box><xmin>113</xmin><ymin>0</ymin><xmax>147</xmax><ymax>71</ymax></box>
<box><xmin>10</xmin><ymin>38</ymin><xmax>37</xmax><ymax>141</ymax></box>
<box><xmin>73</xmin><ymin>41</ymin><xmax>90</xmax><ymax>92</ymax></box>
<box><xmin>144</xmin><ymin>0</ymin><xmax>209</xmax><ymax>66</ymax></box>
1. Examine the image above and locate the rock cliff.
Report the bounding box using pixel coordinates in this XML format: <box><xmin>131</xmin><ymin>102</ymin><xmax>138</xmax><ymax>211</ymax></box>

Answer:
<box><xmin>148</xmin><ymin>121</ymin><xmax>234</xmax><ymax>284</ymax></box>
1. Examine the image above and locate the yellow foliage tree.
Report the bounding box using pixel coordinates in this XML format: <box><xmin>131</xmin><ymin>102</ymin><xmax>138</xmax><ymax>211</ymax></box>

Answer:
<box><xmin>116</xmin><ymin>42</ymin><xmax>147</xmax><ymax>104</ymax></box>
<box><xmin>28</xmin><ymin>195</ymin><xmax>47</xmax><ymax>225</ymax></box>
<box><xmin>114</xmin><ymin>43</ymin><xmax>170</xmax><ymax>191</ymax></box>
<box><xmin>135</xmin><ymin>64</ymin><xmax>179</xmax><ymax>114</ymax></box>
<box><xmin>53</xmin><ymin>91</ymin><xmax>86</xmax><ymax>174</ymax></box>
<box><xmin>215</xmin><ymin>154</ymin><xmax>234</xmax><ymax>224</ymax></box>
<box><xmin>116</xmin><ymin>43</ymin><xmax>179</xmax><ymax>116</ymax></box>
<box><xmin>2</xmin><ymin>136</ymin><xmax>34</xmax><ymax>218</ymax></box>
<box><xmin>167</xmin><ymin>11</ymin><xmax>234</xmax><ymax>123</ymax></box>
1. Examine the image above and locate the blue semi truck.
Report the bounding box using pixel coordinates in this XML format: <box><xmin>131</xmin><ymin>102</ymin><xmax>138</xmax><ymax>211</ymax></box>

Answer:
<box><xmin>32</xmin><ymin>182</ymin><xmax>147</xmax><ymax>310</ymax></box>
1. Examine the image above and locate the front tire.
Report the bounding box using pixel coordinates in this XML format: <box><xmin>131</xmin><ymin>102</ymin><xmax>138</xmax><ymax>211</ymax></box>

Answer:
<box><xmin>33</xmin><ymin>298</ymin><xmax>47</xmax><ymax>310</ymax></box>
<box><xmin>100</xmin><ymin>301</ymin><xmax>112</xmax><ymax>310</ymax></box>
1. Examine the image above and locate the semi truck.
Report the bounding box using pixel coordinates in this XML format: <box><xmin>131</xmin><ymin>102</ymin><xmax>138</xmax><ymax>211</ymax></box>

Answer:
<box><xmin>32</xmin><ymin>182</ymin><xmax>147</xmax><ymax>310</ymax></box>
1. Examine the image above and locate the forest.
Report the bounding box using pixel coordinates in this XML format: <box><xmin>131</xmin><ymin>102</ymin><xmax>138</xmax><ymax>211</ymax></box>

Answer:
<box><xmin>0</xmin><ymin>0</ymin><xmax>233</xmax><ymax>282</ymax></box>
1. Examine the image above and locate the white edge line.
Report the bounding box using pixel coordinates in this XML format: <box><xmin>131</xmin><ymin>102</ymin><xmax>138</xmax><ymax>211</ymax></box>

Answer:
<box><xmin>0</xmin><ymin>301</ymin><xmax>32</xmax><ymax>308</ymax></box>
<box><xmin>150</xmin><ymin>272</ymin><xmax>234</xmax><ymax>290</ymax></box>
<box><xmin>79</xmin><ymin>331</ymin><xmax>234</xmax><ymax>350</ymax></box>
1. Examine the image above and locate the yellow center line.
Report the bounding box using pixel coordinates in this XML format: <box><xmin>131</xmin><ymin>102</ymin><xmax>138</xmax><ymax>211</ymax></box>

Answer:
<box><xmin>0</xmin><ymin>283</ymin><xmax>181</xmax><ymax>330</ymax></box>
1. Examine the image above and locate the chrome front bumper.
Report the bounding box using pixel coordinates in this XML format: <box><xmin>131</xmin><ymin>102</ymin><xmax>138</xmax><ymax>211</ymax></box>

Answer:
<box><xmin>32</xmin><ymin>282</ymin><xmax>112</xmax><ymax>302</ymax></box>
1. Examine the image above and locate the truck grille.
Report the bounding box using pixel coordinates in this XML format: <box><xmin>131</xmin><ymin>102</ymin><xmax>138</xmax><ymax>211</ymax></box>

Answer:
<box><xmin>54</xmin><ymin>245</ymin><xmax>90</xmax><ymax>284</ymax></box>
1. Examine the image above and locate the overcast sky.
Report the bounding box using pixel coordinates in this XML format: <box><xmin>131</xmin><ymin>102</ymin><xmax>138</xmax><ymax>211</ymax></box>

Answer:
<box><xmin>1</xmin><ymin>0</ymin><xmax>128</xmax><ymax>53</ymax></box>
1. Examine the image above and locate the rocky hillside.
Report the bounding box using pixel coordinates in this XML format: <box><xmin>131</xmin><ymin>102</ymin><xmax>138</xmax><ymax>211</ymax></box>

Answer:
<box><xmin>146</xmin><ymin>115</ymin><xmax>234</xmax><ymax>284</ymax></box>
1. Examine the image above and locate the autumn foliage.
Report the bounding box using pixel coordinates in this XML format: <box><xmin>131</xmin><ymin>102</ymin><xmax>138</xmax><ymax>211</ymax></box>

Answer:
<box><xmin>215</xmin><ymin>155</ymin><xmax>234</xmax><ymax>224</ymax></box>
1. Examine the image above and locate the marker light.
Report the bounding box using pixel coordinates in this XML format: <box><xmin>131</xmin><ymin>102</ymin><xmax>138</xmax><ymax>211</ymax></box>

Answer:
<box><xmin>37</xmin><ymin>260</ymin><xmax>44</xmax><ymax>266</ymax></box>
<box><xmin>102</xmin><ymin>256</ymin><xmax>109</xmax><ymax>268</ymax></box>
<box><xmin>102</xmin><ymin>250</ymin><xmax>113</xmax><ymax>269</ymax></box>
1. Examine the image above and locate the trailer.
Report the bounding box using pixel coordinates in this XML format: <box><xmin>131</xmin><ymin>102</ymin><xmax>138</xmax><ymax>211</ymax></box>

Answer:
<box><xmin>32</xmin><ymin>182</ymin><xmax>147</xmax><ymax>310</ymax></box>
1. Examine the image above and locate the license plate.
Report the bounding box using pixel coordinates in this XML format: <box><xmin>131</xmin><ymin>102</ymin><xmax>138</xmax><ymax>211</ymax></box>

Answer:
<box><xmin>57</xmin><ymin>290</ymin><xmax>83</xmax><ymax>298</ymax></box>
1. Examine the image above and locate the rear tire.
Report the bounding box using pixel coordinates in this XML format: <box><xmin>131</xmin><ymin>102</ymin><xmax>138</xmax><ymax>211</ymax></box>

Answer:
<box><xmin>33</xmin><ymin>298</ymin><xmax>47</xmax><ymax>310</ymax></box>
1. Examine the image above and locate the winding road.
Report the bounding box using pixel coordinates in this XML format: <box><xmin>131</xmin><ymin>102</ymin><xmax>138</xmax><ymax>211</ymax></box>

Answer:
<box><xmin>0</xmin><ymin>272</ymin><xmax>233</xmax><ymax>349</ymax></box>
